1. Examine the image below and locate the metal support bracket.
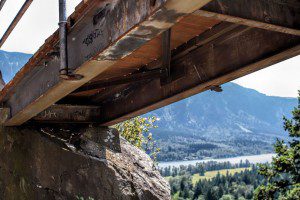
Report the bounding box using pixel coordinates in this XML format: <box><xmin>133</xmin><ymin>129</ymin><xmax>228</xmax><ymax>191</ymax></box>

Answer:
<box><xmin>210</xmin><ymin>85</ymin><xmax>223</xmax><ymax>92</ymax></box>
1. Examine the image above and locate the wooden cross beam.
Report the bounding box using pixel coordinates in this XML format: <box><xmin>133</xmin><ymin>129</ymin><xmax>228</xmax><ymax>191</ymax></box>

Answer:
<box><xmin>72</xmin><ymin>68</ymin><xmax>165</xmax><ymax>94</ymax></box>
<box><xmin>195</xmin><ymin>10</ymin><xmax>300</xmax><ymax>36</ymax></box>
<box><xmin>200</xmin><ymin>0</ymin><xmax>300</xmax><ymax>36</ymax></box>
<box><xmin>32</xmin><ymin>105</ymin><xmax>101</xmax><ymax>123</ymax></box>
<box><xmin>0</xmin><ymin>105</ymin><xmax>101</xmax><ymax>124</ymax></box>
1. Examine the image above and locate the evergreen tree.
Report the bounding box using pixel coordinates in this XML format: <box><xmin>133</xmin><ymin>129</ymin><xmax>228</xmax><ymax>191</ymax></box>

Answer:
<box><xmin>254</xmin><ymin>91</ymin><xmax>300</xmax><ymax>199</ymax></box>
<box><xmin>193</xmin><ymin>181</ymin><xmax>202</xmax><ymax>199</ymax></box>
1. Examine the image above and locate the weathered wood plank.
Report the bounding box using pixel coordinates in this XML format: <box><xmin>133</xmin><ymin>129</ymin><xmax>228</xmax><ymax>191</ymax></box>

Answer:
<box><xmin>96</xmin><ymin>28</ymin><xmax>300</xmax><ymax>126</ymax></box>
<box><xmin>0</xmin><ymin>0</ymin><xmax>7</xmax><ymax>12</ymax></box>
<box><xmin>3</xmin><ymin>0</ymin><xmax>213</xmax><ymax>126</ymax></box>
<box><xmin>32</xmin><ymin>105</ymin><xmax>101</xmax><ymax>123</ymax></box>
<box><xmin>202</xmin><ymin>0</ymin><xmax>300</xmax><ymax>30</ymax></box>
<box><xmin>72</xmin><ymin>68</ymin><xmax>165</xmax><ymax>94</ymax></box>
<box><xmin>1</xmin><ymin>105</ymin><xmax>101</xmax><ymax>124</ymax></box>
<box><xmin>171</xmin><ymin>22</ymin><xmax>240</xmax><ymax>61</ymax></box>
<box><xmin>195</xmin><ymin>10</ymin><xmax>300</xmax><ymax>36</ymax></box>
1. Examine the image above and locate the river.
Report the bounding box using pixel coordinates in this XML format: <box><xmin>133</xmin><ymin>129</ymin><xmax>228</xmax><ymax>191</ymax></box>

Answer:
<box><xmin>158</xmin><ymin>153</ymin><xmax>276</xmax><ymax>168</ymax></box>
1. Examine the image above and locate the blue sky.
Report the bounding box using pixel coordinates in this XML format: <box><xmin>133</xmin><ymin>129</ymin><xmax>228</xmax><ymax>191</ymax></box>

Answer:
<box><xmin>0</xmin><ymin>0</ymin><xmax>299</xmax><ymax>97</ymax></box>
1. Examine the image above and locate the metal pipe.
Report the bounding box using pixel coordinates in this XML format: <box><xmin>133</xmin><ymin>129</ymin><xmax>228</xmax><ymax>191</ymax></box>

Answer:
<box><xmin>0</xmin><ymin>0</ymin><xmax>33</xmax><ymax>48</ymax></box>
<box><xmin>0</xmin><ymin>0</ymin><xmax>7</xmax><ymax>12</ymax></box>
<box><xmin>59</xmin><ymin>0</ymin><xmax>68</xmax><ymax>77</ymax></box>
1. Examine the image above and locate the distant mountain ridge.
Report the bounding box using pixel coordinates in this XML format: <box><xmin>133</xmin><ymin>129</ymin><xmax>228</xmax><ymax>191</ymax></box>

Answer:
<box><xmin>148</xmin><ymin>83</ymin><xmax>296</xmax><ymax>136</ymax></box>
<box><xmin>0</xmin><ymin>50</ymin><xmax>297</xmax><ymax>161</ymax></box>
<box><xmin>145</xmin><ymin>83</ymin><xmax>297</xmax><ymax>161</ymax></box>
<box><xmin>0</xmin><ymin>50</ymin><xmax>31</xmax><ymax>83</ymax></box>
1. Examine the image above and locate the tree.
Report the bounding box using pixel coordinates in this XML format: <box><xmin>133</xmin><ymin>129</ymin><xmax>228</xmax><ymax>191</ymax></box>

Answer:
<box><xmin>178</xmin><ymin>175</ymin><xmax>193</xmax><ymax>199</ymax></box>
<box><xmin>114</xmin><ymin>116</ymin><xmax>160</xmax><ymax>161</ymax></box>
<box><xmin>193</xmin><ymin>180</ymin><xmax>203</xmax><ymax>199</ymax></box>
<box><xmin>254</xmin><ymin>91</ymin><xmax>300</xmax><ymax>199</ymax></box>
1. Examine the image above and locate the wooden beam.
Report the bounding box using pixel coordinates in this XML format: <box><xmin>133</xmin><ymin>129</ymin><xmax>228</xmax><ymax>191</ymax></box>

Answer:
<box><xmin>202</xmin><ymin>0</ymin><xmax>300</xmax><ymax>34</ymax></box>
<box><xmin>73</xmin><ymin>68</ymin><xmax>165</xmax><ymax>94</ymax></box>
<box><xmin>171</xmin><ymin>22</ymin><xmax>241</xmax><ymax>61</ymax></box>
<box><xmin>32</xmin><ymin>105</ymin><xmax>101</xmax><ymax>123</ymax></box>
<box><xmin>1</xmin><ymin>105</ymin><xmax>101</xmax><ymax>124</ymax></box>
<box><xmin>0</xmin><ymin>0</ymin><xmax>33</xmax><ymax>48</ymax></box>
<box><xmin>194</xmin><ymin>10</ymin><xmax>300</xmax><ymax>36</ymax></box>
<box><xmin>0</xmin><ymin>0</ymin><xmax>7</xmax><ymax>12</ymax></box>
<box><xmin>3</xmin><ymin>0</ymin><xmax>214</xmax><ymax>126</ymax></box>
<box><xmin>96</xmin><ymin>28</ymin><xmax>300</xmax><ymax>125</ymax></box>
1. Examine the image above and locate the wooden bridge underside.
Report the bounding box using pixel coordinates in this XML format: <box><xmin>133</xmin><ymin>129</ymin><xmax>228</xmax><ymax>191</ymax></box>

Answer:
<box><xmin>0</xmin><ymin>0</ymin><xmax>299</xmax><ymax>126</ymax></box>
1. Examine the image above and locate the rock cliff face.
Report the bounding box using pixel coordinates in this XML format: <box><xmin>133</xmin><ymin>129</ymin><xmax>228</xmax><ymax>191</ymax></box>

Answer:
<box><xmin>0</xmin><ymin>125</ymin><xmax>170</xmax><ymax>200</ymax></box>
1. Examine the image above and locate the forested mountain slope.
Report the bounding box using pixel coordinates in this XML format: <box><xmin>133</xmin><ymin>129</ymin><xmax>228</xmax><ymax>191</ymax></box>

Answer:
<box><xmin>146</xmin><ymin>83</ymin><xmax>296</xmax><ymax>161</ymax></box>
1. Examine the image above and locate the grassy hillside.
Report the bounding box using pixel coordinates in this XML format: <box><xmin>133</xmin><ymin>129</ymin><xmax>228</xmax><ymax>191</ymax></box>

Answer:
<box><xmin>165</xmin><ymin>167</ymin><xmax>251</xmax><ymax>186</ymax></box>
<box><xmin>191</xmin><ymin>167</ymin><xmax>251</xmax><ymax>185</ymax></box>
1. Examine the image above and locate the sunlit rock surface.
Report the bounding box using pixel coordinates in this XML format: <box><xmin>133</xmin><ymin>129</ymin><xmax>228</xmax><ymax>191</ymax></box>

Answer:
<box><xmin>0</xmin><ymin>125</ymin><xmax>170</xmax><ymax>200</ymax></box>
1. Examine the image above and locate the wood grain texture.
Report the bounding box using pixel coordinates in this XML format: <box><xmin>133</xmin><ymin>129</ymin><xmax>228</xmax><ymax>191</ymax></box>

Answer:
<box><xmin>195</xmin><ymin>10</ymin><xmax>300</xmax><ymax>36</ymax></box>
<box><xmin>202</xmin><ymin>0</ymin><xmax>300</xmax><ymax>29</ymax></box>
<box><xmin>32</xmin><ymin>105</ymin><xmax>101</xmax><ymax>123</ymax></box>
